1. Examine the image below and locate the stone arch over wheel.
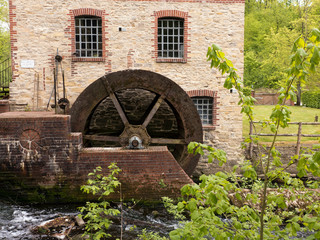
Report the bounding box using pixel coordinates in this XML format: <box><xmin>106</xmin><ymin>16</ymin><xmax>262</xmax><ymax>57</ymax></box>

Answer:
<box><xmin>70</xmin><ymin>69</ymin><xmax>203</xmax><ymax>175</ymax></box>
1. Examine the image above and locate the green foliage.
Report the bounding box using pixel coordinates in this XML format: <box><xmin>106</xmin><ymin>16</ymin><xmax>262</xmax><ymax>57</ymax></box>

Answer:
<box><xmin>137</xmin><ymin>229</ymin><xmax>169</xmax><ymax>240</ymax></box>
<box><xmin>244</xmin><ymin>0</ymin><xmax>320</xmax><ymax>92</ymax></box>
<box><xmin>0</xmin><ymin>0</ymin><xmax>9</xmax><ymax>61</ymax></box>
<box><xmin>165</xmin><ymin>34</ymin><xmax>320</xmax><ymax>239</ymax></box>
<box><xmin>244</xmin><ymin>0</ymin><xmax>299</xmax><ymax>90</ymax></box>
<box><xmin>79</xmin><ymin>163</ymin><xmax>121</xmax><ymax>240</ymax></box>
<box><xmin>302</xmin><ymin>91</ymin><xmax>320</xmax><ymax>108</ymax></box>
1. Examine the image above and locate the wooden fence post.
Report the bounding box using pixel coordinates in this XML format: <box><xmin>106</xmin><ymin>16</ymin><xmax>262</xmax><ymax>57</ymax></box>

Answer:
<box><xmin>249</xmin><ymin>121</ymin><xmax>253</xmax><ymax>159</ymax></box>
<box><xmin>296</xmin><ymin>122</ymin><xmax>302</xmax><ymax>156</ymax></box>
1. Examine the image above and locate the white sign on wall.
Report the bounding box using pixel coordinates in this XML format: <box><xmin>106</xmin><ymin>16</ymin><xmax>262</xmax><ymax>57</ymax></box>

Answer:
<box><xmin>21</xmin><ymin>60</ymin><xmax>35</xmax><ymax>68</ymax></box>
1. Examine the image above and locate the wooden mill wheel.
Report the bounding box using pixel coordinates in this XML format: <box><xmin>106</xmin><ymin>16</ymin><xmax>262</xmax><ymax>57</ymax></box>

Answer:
<box><xmin>70</xmin><ymin>70</ymin><xmax>203</xmax><ymax>175</ymax></box>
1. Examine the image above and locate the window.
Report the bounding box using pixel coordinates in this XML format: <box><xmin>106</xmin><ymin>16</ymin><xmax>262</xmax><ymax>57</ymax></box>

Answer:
<box><xmin>154</xmin><ymin>10</ymin><xmax>189</xmax><ymax>63</ymax></box>
<box><xmin>192</xmin><ymin>97</ymin><xmax>213</xmax><ymax>125</ymax></box>
<box><xmin>70</xmin><ymin>9</ymin><xmax>105</xmax><ymax>62</ymax></box>
<box><xmin>75</xmin><ymin>16</ymin><xmax>102</xmax><ymax>58</ymax></box>
<box><xmin>157</xmin><ymin>18</ymin><xmax>184</xmax><ymax>59</ymax></box>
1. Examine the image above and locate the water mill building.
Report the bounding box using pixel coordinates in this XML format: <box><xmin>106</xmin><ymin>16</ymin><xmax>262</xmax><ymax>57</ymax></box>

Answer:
<box><xmin>0</xmin><ymin>0</ymin><xmax>244</xmax><ymax>202</ymax></box>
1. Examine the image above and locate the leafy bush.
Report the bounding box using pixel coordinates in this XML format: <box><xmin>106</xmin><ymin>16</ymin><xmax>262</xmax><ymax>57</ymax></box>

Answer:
<box><xmin>164</xmin><ymin>30</ymin><xmax>320</xmax><ymax>240</ymax></box>
<box><xmin>302</xmin><ymin>91</ymin><xmax>320</xmax><ymax>108</ymax></box>
<box><xmin>79</xmin><ymin>163</ymin><xmax>121</xmax><ymax>240</ymax></box>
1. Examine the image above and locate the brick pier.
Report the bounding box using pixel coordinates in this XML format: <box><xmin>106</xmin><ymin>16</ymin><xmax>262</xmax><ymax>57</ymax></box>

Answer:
<box><xmin>0</xmin><ymin>112</ymin><xmax>192</xmax><ymax>203</ymax></box>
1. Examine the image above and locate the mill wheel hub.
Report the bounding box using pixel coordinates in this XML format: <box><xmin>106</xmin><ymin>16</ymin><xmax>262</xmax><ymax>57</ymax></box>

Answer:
<box><xmin>119</xmin><ymin>125</ymin><xmax>151</xmax><ymax>149</ymax></box>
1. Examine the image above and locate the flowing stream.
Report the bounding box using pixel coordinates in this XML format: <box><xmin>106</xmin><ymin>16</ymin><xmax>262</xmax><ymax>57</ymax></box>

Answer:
<box><xmin>0</xmin><ymin>200</ymin><xmax>177</xmax><ymax>239</ymax></box>
<box><xmin>0</xmin><ymin>200</ymin><xmax>314</xmax><ymax>239</ymax></box>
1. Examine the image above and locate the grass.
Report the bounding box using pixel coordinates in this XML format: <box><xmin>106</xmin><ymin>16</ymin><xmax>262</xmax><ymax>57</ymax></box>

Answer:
<box><xmin>243</xmin><ymin>105</ymin><xmax>320</xmax><ymax>142</ymax></box>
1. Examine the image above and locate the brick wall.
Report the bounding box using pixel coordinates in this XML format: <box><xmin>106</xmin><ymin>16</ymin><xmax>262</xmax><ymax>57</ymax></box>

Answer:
<box><xmin>0</xmin><ymin>100</ymin><xmax>10</xmax><ymax>113</ymax></box>
<box><xmin>0</xmin><ymin>112</ymin><xmax>192</xmax><ymax>203</ymax></box>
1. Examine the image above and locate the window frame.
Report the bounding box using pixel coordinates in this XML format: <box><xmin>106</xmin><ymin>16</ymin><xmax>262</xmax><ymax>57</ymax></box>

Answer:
<box><xmin>153</xmin><ymin>10</ymin><xmax>189</xmax><ymax>63</ymax></box>
<box><xmin>188</xmin><ymin>90</ymin><xmax>218</xmax><ymax>129</ymax></box>
<box><xmin>70</xmin><ymin>9</ymin><xmax>106</xmax><ymax>62</ymax></box>
<box><xmin>192</xmin><ymin>97</ymin><xmax>214</xmax><ymax>125</ymax></box>
<box><xmin>75</xmin><ymin>16</ymin><xmax>103</xmax><ymax>59</ymax></box>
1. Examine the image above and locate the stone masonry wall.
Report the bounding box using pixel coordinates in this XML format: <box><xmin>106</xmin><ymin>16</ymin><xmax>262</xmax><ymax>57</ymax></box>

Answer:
<box><xmin>9</xmin><ymin>0</ymin><xmax>244</xmax><ymax>174</ymax></box>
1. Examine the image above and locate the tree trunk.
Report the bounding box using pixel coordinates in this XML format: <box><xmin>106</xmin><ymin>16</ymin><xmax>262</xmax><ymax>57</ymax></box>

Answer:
<box><xmin>296</xmin><ymin>80</ymin><xmax>301</xmax><ymax>106</ymax></box>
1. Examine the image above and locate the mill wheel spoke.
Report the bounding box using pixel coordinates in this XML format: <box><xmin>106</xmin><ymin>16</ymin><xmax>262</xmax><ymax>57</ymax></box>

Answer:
<box><xmin>141</xmin><ymin>84</ymin><xmax>173</xmax><ymax>128</ymax></box>
<box><xmin>150</xmin><ymin>138</ymin><xmax>186</xmax><ymax>145</ymax></box>
<box><xmin>103</xmin><ymin>80</ymin><xmax>129</xmax><ymax>125</ymax></box>
<box><xmin>84</xmin><ymin>135</ymin><xmax>120</xmax><ymax>142</ymax></box>
<box><xmin>142</xmin><ymin>94</ymin><xmax>165</xmax><ymax>128</ymax></box>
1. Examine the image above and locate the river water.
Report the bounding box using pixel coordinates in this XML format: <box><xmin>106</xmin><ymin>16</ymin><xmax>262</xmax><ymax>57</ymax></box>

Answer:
<box><xmin>0</xmin><ymin>200</ymin><xmax>79</xmax><ymax>239</ymax></box>
<box><xmin>0</xmin><ymin>200</ymin><xmax>177</xmax><ymax>239</ymax></box>
<box><xmin>0</xmin><ymin>200</ymin><xmax>314</xmax><ymax>239</ymax></box>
